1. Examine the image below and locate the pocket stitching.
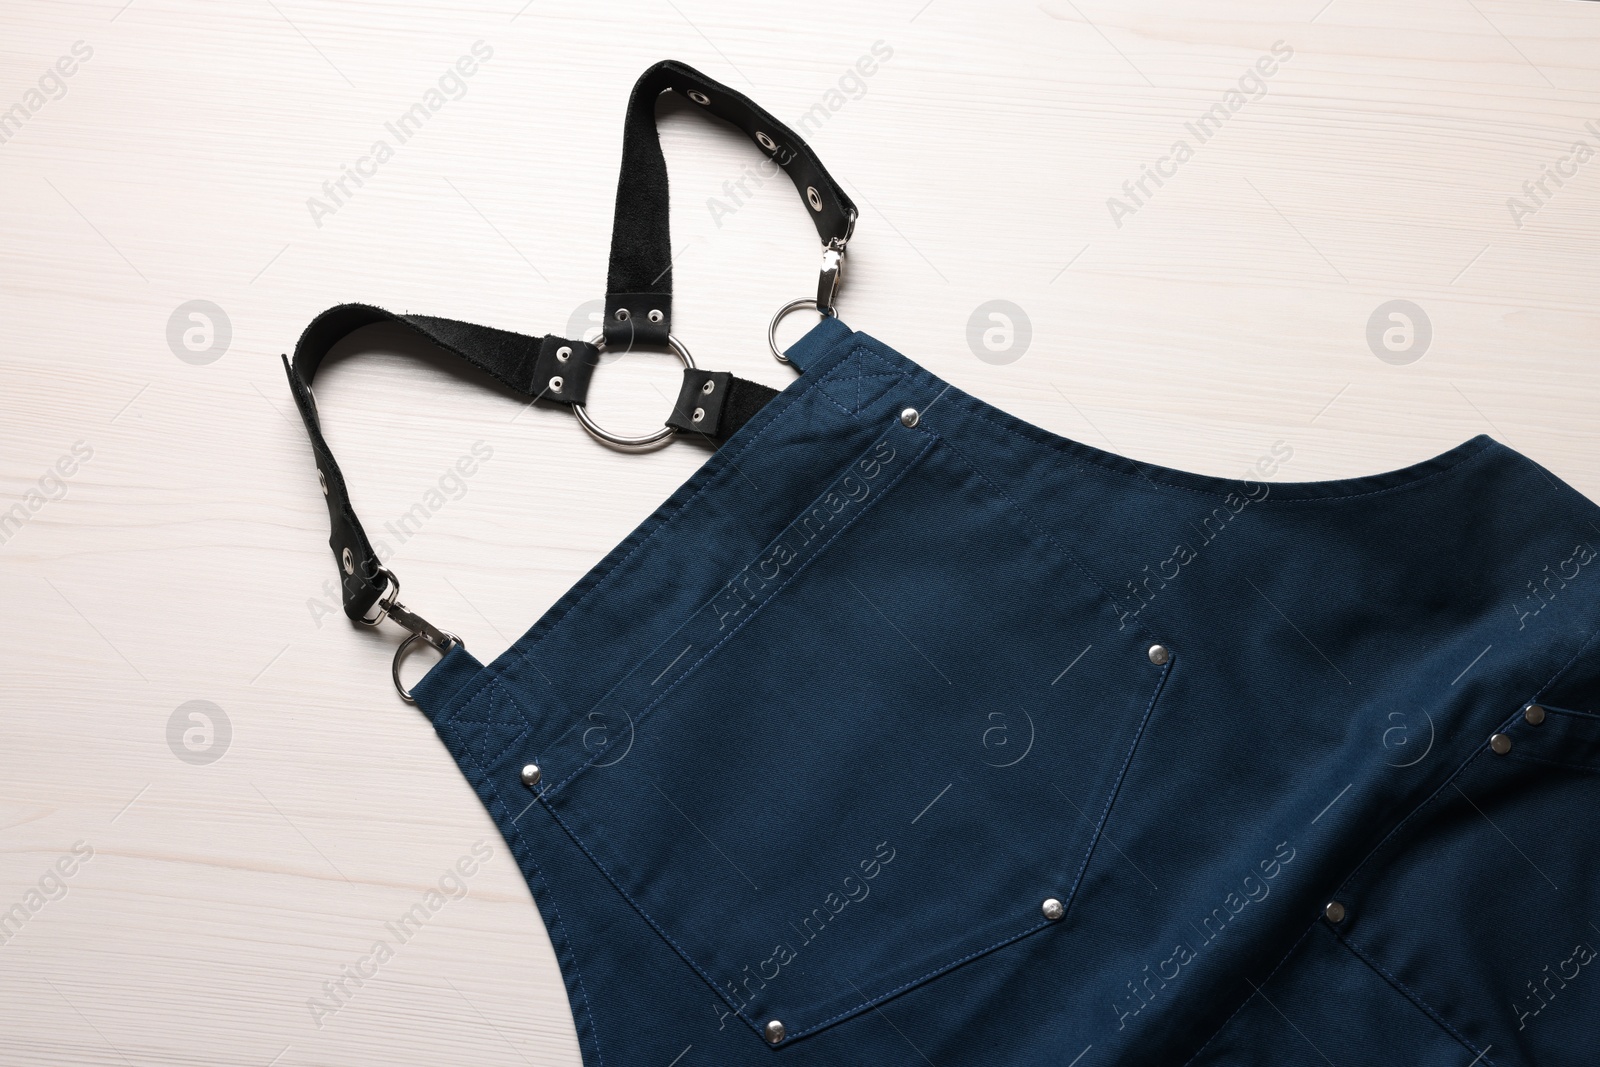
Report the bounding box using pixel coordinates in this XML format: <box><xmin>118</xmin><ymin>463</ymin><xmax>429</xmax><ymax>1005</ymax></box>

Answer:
<box><xmin>1178</xmin><ymin>921</ymin><xmax>1320</xmax><ymax>1067</ymax></box>
<box><xmin>540</xmin><ymin>770</ymin><xmax>1075</xmax><ymax>1046</ymax></box>
<box><xmin>1331</xmin><ymin>927</ymin><xmax>1498</xmax><ymax>1065</ymax></box>
<box><xmin>1505</xmin><ymin>750</ymin><xmax>1600</xmax><ymax>776</ymax></box>
<box><xmin>1059</xmin><ymin>650</ymin><xmax>1175</xmax><ymax>924</ymax></box>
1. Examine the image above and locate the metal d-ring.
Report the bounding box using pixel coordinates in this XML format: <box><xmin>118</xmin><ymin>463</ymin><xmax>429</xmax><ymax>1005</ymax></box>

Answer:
<box><xmin>572</xmin><ymin>334</ymin><xmax>695</xmax><ymax>450</ymax></box>
<box><xmin>393</xmin><ymin>629</ymin><xmax>463</xmax><ymax>703</ymax></box>
<box><xmin>768</xmin><ymin>298</ymin><xmax>836</xmax><ymax>364</ymax></box>
<box><xmin>366</xmin><ymin>565</ymin><xmax>462</xmax><ymax>702</ymax></box>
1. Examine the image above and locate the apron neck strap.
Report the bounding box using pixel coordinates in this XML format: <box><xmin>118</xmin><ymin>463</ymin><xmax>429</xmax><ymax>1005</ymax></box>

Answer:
<box><xmin>603</xmin><ymin>60</ymin><xmax>857</xmax><ymax>348</ymax></box>
<box><xmin>279</xmin><ymin>61</ymin><xmax>861</xmax><ymax>698</ymax></box>
<box><xmin>279</xmin><ymin>303</ymin><xmax>780</xmax><ymax>683</ymax></box>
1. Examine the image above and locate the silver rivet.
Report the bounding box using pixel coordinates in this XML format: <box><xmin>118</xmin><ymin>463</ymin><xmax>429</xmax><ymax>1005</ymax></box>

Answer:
<box><xmin>688</xmin><ymin>89</ymin><xmax>711</xmax><ymax>106</ymax></box>
<box><xmin>805</xmin><ymin>185</ymin><xmax>823</xmax><ymax>212</ymax></box>
<box><xmin>763</xmin><ymin>1020</ymin><xmax>784</xmax><ymax>1045</ymax></box>
<box><xmin>1325</xmin><ymin>900</ymin><xmax>1346</xmax><ymax>924</ymax></box>
<box><xmin>556</xmin><ymin>346</ymin><xmax>571</xmax><ymax>362</ymax></box>
<box><xmin>341</xmin><ymin>547</ymin><xmax>354</xmax><ymax>574</ymax></box>
<box><xmin>1148</xmin><ymin>644</ymin><xmax>1170</xmax><ymax>666</ymax></box>
<box><xmin>1490</xmin><ymin>732</ymin><xmax>1512</xmax><ymax>755</ymax></box>
<box><xmin>1524</xmin><ymin>703</ymin><xmax>1546</xmax><ymax>726</ymax></box>
<box><xmin>318</xmin><ymin>470</ymin><xmax>328</xmax><ymax>496</ymax></box>
<box><xmin>1042</xmin><ymin>898</ymin><xmax>1064</xmax><ymax>921</ymax></box>
<box><xmin>614</xmin><ymin>307</ymin><xmax>631</xmax><ymax>321</ymax></box>
<box><xmin>549</xmin><ymin>376</ymin><xmax>564</xmax><ymax>393</ymax></box>
<box><xmin>692</xmin><ymin>407</ymin><xmax>705</xmax><ymax>423</ymax></box>
<box><xmin>520</xmin><ymin>764</ymin><xmax>541</xmax><ymax>788</ymax></box>
<box><xmin>648</xmin><ymin>308</ymin><xmax>664</xmax><ymax>323</ymax></box>
<box><xmin>701</xmin><ymin>380</ymin><xmax>715</xmax><ymax>394</ymax></box>
<box><xmin>756</xmin><ymin>131</ymin><xmax>777</xmax><ymax>151</ymax></box>
<box><xmin>900</xmin><ymin>407</ymin><xmax>919</xmax><ymax>428</ymax></box>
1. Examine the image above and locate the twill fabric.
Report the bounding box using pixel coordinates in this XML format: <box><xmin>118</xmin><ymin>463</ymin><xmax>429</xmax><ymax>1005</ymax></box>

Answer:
<box><xmin>411</xmin><ymin>316</ymin><xmax>1600</xmax><ymax>1067</ymax></box>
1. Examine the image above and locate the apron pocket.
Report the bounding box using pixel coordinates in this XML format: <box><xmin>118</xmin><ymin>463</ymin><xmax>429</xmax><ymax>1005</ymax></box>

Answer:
<box><xmin>1322</xmin><ymin>703</ymin><xmax>1600</xmax><ymax>1066</ymax></box>
<box><xmin>537</xmin><ymin>421</ymin><xmax>1175</xmax><ymax>1045</ymax></box>
<box><xmin>1191</xmin><ymin>921</ymin><xmax>1478</xmax><ymax>1067</ymax></box>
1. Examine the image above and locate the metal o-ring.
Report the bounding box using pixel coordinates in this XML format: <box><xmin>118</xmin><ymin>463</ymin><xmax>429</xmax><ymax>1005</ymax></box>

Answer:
<box><xmin>768</xmin><ymin>298</ymin><xmax>836</xmax><ymax>364</ymax></box>
<box><xmin>392</xmin><ymin>630</ymin><xmax>462</xmax><ymax>703</ymax></box>
<box><xmin>572</xmin><ymin>334</ymin><xmax>696</xmax><ymax>450</ymax></box>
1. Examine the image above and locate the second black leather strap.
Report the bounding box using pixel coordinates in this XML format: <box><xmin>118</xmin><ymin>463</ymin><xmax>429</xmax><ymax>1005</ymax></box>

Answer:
<box><xmin>604</xmin><ymin>60</ymin><xmax>857</xmax><ymax>347</ymax></box>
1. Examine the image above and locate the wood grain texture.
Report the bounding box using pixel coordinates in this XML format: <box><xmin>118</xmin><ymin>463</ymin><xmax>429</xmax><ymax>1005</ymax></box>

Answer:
<box><xmin>1</xmin><ymin>0</ymin><xmax>1597</xmax><ymax>1063</ymax></box>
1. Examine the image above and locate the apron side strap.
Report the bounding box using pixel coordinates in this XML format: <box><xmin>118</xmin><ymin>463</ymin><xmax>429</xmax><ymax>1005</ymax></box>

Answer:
<box><xmin>283</xmin><ymin>303</ymin><xmax>598</xmax><ymax>626</ymax></box>
<box><xmin>281</xmin><ymin>303</ymin><xmax>776</xmax><ymax>628</ymax></box>
<box><xmin>604</xmin><ymin>60</ymin><xmax>857</xmax><ymax>346</ymax></box>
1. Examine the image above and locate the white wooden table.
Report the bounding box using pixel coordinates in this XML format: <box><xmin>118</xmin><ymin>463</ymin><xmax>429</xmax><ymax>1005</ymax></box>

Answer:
<box><xmin>3</xmin><ymin>1</ymin><xmax>1597</xmax><ymax>1063</ymax></box>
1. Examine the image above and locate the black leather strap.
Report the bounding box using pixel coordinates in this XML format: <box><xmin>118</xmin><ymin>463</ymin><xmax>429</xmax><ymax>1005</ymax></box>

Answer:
<box><xmin>604</xmin><ymin>60</ymin><xmax>856</xmax><ymax>347</ymax></box>
<box><xmin>283</xmin><ymin>61</ymin><xmax>856</xmax><ymax>629</ymax></box>
<box><xmin>281</xmin><ymin>303</ymin><xmax>775</xmax><ymax>622</ymax></box>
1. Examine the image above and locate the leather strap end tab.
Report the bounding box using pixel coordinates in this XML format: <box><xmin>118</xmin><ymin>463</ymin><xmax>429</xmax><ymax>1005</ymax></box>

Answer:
<box><xmin>667</xmin><ymin>368</ymin><xmax>733</xmax><ymax>437</ymax></box>
<box><xmin>532</xmin><ymin>336</ymin><xmax>600</xmax><ymax>406</ymax></box>
<box><xmin>603</xmin><ymin>293</ymin><xmax>672</xmax><ymax>347</ymax></box>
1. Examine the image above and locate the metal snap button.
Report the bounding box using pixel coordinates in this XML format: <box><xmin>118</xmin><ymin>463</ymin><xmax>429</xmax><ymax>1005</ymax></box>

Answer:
<box><xmin>1324</xmin><ymin>900</ymin><xmax>1346</xmax><ymax>924</ymax></box>
<box><xmin>692</xmin><ymin>407</ymin><xmax>705</xmax><ymax>423</ymax></box>
<box><xmin>1148</xmin><ymin>644</ymin><xmax>1170</xmax><ymax>666</ymax></box>
<box><xmin>318</xmin><ymin>470</ymin><xmax>329</xmax><ymax>496</ymax></box>
<box><xmin>549</xmin><ymin>376</ymin><xmax>564</xmax><ymax>393</ymax></box>
<box><xmin>556</xmin><ymin>346</ymin><xmax>571</xmax><ymax>363</ymax></box>
<box><xmin>1490</xmin><ymin>733</ymin><xmax>1512</xmax><ymax>755</ymax></box>
<box><xmin>1524</xmin><ymin>703</ymin><xmax>1546</xmax><ymax>726</ymax></box>
<box><xmin>341</xmin><ymin>547</ymin><xmax>354</xmax><ymax>574</ymax></box>
<box><xmin>701</xmin><ymin>380</ymin><xmax>715</xmax><ymax>394</ymax></box>
<box><xmin>688</xmin><ymin>89</ymin><xmax>711</xmax><ymax>106</ymax></box>
<box><xmin>805</xmin><ymin>185</ymin><xmax>823</xmax><ymax>212</ymax></box>
<box><xmin>756</xmin><ymin>131</ymin><xmax>778</xmax><ymax>152</ymax></box>
<box><xmin>900</xmin><ymin>407</ymin><xmax>919</xmax><ymax>428</ymax></box>
<box><xmin>764</xmin><ymin>1020</ymin><xmax>785</xmax><ymax>1045</ymax></box>
<box><xmin>614</xmin><ymin>307</ymin><xmax>631</xmax><ymax>321</ymax></box>
<box><xmin>520</xmin><ymin>764</ymin><xmax>541</xmax><ymax>788</ymax></box>
<box><xmin>1042</xmin><ymin>898</ymin><xmax>1064</xmax><ymax>921</ymax></box>
<box><xmin>648</xmin><ymin>309</ymin><xmax>664</xmax><ymax>323</ymax></box>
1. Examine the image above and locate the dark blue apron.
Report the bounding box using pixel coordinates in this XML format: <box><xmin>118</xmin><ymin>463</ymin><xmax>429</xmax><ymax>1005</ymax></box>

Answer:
<box><xmin>284</xmin><ymin>62</ymin><xmax>1600</xmax><ymax>1067</ymax></box>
